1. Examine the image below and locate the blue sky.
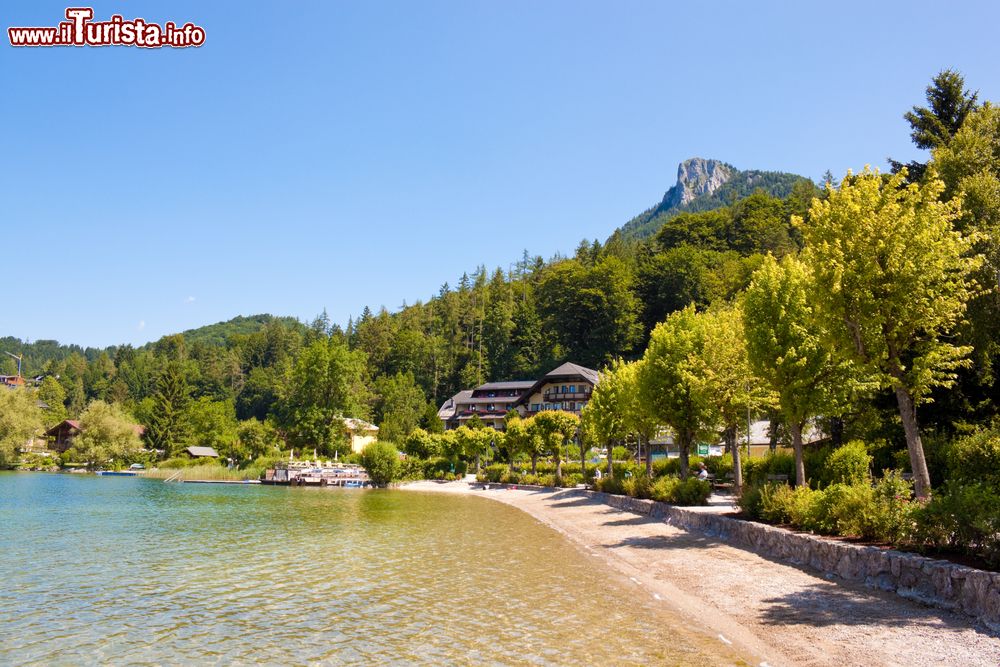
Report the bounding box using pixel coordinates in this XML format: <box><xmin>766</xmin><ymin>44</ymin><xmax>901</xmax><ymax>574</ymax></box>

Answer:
<box><xmin>2</xmin><ymin>1</ymin><xmax>999</xmax><ymax>348</ymax></box>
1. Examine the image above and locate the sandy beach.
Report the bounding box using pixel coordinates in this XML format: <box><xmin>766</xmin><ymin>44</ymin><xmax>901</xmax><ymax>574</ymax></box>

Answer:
<box><xmin>402</xmin><ymin>479</ymin><xmax>1000</xmax><ymax>667</ymax></box>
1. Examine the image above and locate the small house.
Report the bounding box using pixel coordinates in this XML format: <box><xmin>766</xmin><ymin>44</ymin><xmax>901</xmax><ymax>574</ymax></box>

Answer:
<box><xmin>45</xmin><ymin>419</ymin><xmax>81</xmax><ymax>453</ymax></box>
<box><xmin>343</xmin><ymin>418</ymin><xmax>379</xmax><ymax>454</ymax></box>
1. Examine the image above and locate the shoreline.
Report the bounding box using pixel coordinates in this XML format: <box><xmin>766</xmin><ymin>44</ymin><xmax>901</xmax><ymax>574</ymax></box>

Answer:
<box><xmin>401</xmin><ymin>479</ymin><xmax>1000</xmax><ymax>667</ymax></box>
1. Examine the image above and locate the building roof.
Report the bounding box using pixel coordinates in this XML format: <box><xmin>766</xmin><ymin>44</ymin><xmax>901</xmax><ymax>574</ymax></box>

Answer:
<box><xmin>542</xmin><ymin>362</ymin><xmax>600</xmax><ymax>386</ymax></box>
<box><xmin>343</xmin><ymin>418</ymin><xmax>378</xmax><ymax>432</ymax></box>
<box><xmin>438</xmin><ymin>390</ymin><xmax>473</xmax><ymax>420</ymax></box>
<box><xmin>44</xmin><ymin>419</ymin><xmax>81</xmax><ymax>436</ymax></box>
<box><xmin>186</xmin><ymin>446</ymin><xmax>219</xmax><ymax>458</ymax></box>
<box><xmin>473</xmin><ymin>380</ymin><xmax>536</xmax><ymax>391</ymax></box>
<box><xmin>513</xmin><ymin>362</ymin><xmax>600</xmax><ymax>407</ymax></box>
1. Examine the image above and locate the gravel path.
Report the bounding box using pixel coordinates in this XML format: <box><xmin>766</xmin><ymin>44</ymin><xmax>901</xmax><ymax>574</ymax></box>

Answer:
<box><xmin>404</xmin><ymin>481</ymin><xmax>1000</xmax><ymax>666</ymax></box>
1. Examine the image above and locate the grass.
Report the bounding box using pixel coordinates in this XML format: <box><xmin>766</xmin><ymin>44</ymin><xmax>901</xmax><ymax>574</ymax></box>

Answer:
<box><xmin>141</xmin><ymin>464</ymin><xmax>262</xmax><ymax>481</ymax></box>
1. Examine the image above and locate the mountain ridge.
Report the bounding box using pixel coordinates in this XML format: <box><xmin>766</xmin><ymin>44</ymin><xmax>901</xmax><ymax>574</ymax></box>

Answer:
<box><xmin>616</xmin><ymin>157</ymin><xmax>812</xmax><ymax>241</ymax></box>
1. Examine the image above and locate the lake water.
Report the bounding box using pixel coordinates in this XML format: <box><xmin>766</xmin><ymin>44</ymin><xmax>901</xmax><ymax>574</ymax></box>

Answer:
<box><xmin>0</xmin><ymin>473</ymin><xmax>738</xmax><ymax>665</ymax></box>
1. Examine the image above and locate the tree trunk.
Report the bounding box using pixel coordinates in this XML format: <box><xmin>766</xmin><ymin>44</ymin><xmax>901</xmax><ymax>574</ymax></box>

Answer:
<box><xmin>679</xmin><ymin>431</ymin><xmax>691</xmax><ymax>479</ymax></box>
<box><xmin>894</xmin><ymin>383</ymin><xmax>932</xmax><ymax>499</ymax></box>
<box><xmin>768</xmin><ymin>412</ymin><xmax>779</xmax><ymax>453</ymax></box>
<box><xmin>606</xmin><ymin>441</ymin><xmax>614</xmax><ymax>479</ymax></box>
<box><xmin>531</xmin><ymin>453</ymin><xmax>537</xmax><ymax>475</ymax></box>
<box><xmin>554</xmin><ymin>444</ymin><xmax>562</xmax><ymax>479</ymax></box>
<box><xmin>644</xmin><ymin>435</ymin><xmax>652</xmax><ymax>477</ymax></box>
<box><xmin>830</xmin><ymin>416</ymin><xmax>844</xmax><ymax>447</ymax></box>
<box><xmin>475</xmin><ymin>453</ymin><xmax>481</xmax><ymax>474</ymax></box>
<box><xmin>580</xmin><ymin>439</ymin><xmax>587</xmax><ymax>483</ymax></box>
<box><xmin>727</xmin><ymin>425</ymin><xmax>743</xmax><ymax>495</ymax></box>
<box><xmin>790</xmin><ymin>421</ymin><xmax>806</xmax><ymax>488</ymax></box>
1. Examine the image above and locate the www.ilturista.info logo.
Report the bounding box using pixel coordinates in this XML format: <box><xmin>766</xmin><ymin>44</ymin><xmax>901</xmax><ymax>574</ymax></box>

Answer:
<box><xmin>8</xmin><ymin>8</ymin><xmax>205</xmax><ymax>48</ymax></box>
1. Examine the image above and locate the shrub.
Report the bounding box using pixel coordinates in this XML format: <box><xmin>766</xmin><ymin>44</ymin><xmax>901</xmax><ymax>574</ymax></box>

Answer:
<box><xmin>821</xmin><ymin>441</ymin><xmax>872</xmax><ymax>486</ymax></box>
<box><xmin>703</xmin><ymin>454</ymin><xmax>733</xmax><ymax>479</ymax></box>
<box><xmin>671</xmin><ymin>478</ymin><xmax>711</xmax><ymax>505</ymax></box>
<box><xmin>651</xmin><ymin>476</ymin><xmax>680</xmax><ymax>503</ymax></box>
<box><xmin>861</xmin><ymin>471</ymin><xmax>916</xmax><ymax>542</ymax></box>
<box><xmin>596</xmin><ymin>475</ymin><xmax>627</xmax><ymax>495</ymax></box>
<box><xmin>559</xmin><ymin>473</ymin><xmax>584</xmax><ymax>488</ymax></box>
<box><xmin>613</xmin><ymin>461</ymin><xmax>645</xmax><ymax>479</ymax></box>
<box><xmin>949</xmin><ymin>429</ymin><xmax>1000</xmax><ymax>488</ymax></box>
<box><xmin>623</xmin><ymin>474</ymin><xmax>654</xmax><ymax>500</ymax></box>
<box><xmin>536</xmin><ymin>474</ymin><xmax>556</xmax><ymax>487</ymax></box>
<box><xmin>482</xmin><ymin>463</ymin><xmax>507</xmax><ymax>483</ymax></box>
<box><xmin>912</xmin><ymin>481</ymin><xmax>1000</xmax><ymax>567</ymax></box>
<box><xmin>397</xmin><ymin>456</ymin><xmax>426</xmax><ymax>481</ymax></box>
<box><xmin>744</xmin><ymin>452</ymin><xmax>795</xmax><ymax>486</ymax></box>
<box><xmin>738</xmin><ymin>483</ymin><xmax>765</xmax><ymax>519</ymax></box>
<box><xmin>652</xmin><ymin>457</ymin><xmax>679</xmax><ymax>477</ymax></box>
<box><xmin>651</xmin><ymin>456</ymin><xmax>704</xmax><ymax>478</ymax></box>
<box><xmin>817</xmin><ymin>483</ymin><xmax>873</xmax><ymax>536</ymax></box>
<box><xmin>759</xmin><ymin>483</ymin><xmax>796</xmax><ymax>524</ymax></box>
<box><xmin>784</xmin><ymin>485</ymin><xmax>829</xmax><ymax>533</ymax></box>
<box><xmin>360</xmin><ymin>441</ymin><xmax>400</xmax><ymax>486</ymax></box>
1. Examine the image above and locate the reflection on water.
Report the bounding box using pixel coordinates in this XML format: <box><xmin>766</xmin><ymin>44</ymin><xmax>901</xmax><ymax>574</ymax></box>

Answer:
<box><xmin>0</xmin><ymin>473</ymin><xmax>735</xmax><ymax>665</ymax></box>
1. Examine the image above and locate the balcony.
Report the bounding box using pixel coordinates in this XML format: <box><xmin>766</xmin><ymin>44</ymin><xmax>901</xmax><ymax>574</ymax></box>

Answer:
<box><xmin>543</xmin><ymin>390</ymin><xmax>591</xmax><ymax>401</ymax></box>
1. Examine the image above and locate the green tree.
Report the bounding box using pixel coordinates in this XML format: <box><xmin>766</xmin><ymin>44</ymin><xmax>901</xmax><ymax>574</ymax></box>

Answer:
<box><xmin>638</xmin><ymin>306</ymin><xmax>715</xmax><ymax>479</ymax></box>
<box><xmin>695</xmin><ymin>303</ymin><xmax>773</xmax><ymax>492</ymax></box>
<box><xmin>186</xmin><ymin>398</ymin><xmax>239</xmax><ymax>461</ymax></box>
<box><xmin>0</xmin><ymin>388</ymin><xmax>43</xmax><ymax>468</ymax></box>
<box><xmin>580</xmin><ymin>359</ymin><xmax>632</xmax><ymax>478</ymax></box>
<box><xmin>237</xmin><ymin>419</ymin><xmax>282</xmax><ymax>460</ymax></box>
<box><xmin>278</xmin><ymin>336</ymin><xmax>371</xmax><ymax>455</ymax></box>
<box><xmin>742</xmin><ymin>256</ymin><xmax>854</xmax><ymax>486</ymax></box>
<box><xmin>890</xmin><ymin>69</ymin><xmax>980</xmax><ymax>181</ymax></box>
<box><xmin>67</xmin><ymin>400</ymin><xmax>144</xmax><ymax>469</ymax></box>
<box><xmin>145</xmin><ymin>362</ymin><xmax>191</xmax><ymax>457</ymax></box>
<box><xmin>800</xmin><ymin>168</ymin><xmax>982</xmax><ymax>497</ymax></box>
<box><xmin>403</xmin><ymin>427</ymin><xmax>439</xmax><ymax>459</ymax></box>
<box><xmin>502</xmin><ymin>413</ymin><xmax>533</xmax><ymax>470</ymax></box>
<box><xmin>360</xmin><ymin>440</ymin><xmax>400</xmax><ymax>486</ymax></box>
<box><xmin>537</xmin><ymin>256</ymin><xmax>642</xmax><ymax>367</ymax></box>
<box><xmin>373</xmin><ymin>372</ymin><xmax>427</xmax><ymax>444</ymax></box>
<box><xmin>933</xmin><ymin>103</ymin><xmax>1000</xmax><ymax>385</ymax></box>
<box><xmin>37</xmin><ymin>375</ymin><xmax>67</xmax><ymax>424</ymax></box>
<box><xmin>531</xmin><ymin>410</ymin><xmax>579</xmax><ymax>479</ymax></box>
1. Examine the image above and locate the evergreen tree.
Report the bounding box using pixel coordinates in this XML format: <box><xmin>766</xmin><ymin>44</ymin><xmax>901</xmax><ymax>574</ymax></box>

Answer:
<box><xmin>145</xmin><ymin>363</ymin><xmax>191</xmax><ymax>457</ymax></box>
<box><xmin>889</xmin><ymin>69</ymin><xmax>979</xmax><ymax>181</ymax></box>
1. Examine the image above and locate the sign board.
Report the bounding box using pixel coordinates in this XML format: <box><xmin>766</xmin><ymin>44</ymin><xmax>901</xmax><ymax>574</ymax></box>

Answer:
<box><xmin>696</xmin><ymin>443</ymin><xmax>710</xmax><ymax>456</ymax></box>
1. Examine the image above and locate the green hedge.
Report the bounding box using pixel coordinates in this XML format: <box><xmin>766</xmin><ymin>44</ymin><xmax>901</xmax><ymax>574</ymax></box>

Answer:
<box><xmin>595</xmin><ymin>473</ymin><xmax>711</xmax><ymax>506</ymax></box>
<box><xmin>740</xmin><ymin>472</ymin><xmax>915</xmax><ymax>543</ymax></box>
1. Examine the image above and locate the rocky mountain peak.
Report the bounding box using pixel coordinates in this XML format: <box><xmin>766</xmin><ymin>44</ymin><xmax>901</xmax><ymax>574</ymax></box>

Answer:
<box><xmin>662</xmin><ymin>157</ymin><xmax>734</xmax><ymax>208</ymax></box>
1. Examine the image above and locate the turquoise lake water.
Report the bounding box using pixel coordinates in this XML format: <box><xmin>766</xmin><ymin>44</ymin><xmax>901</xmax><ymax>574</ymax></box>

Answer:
<box><xmin>0</xmin><ymin>472</ymin><xmax>734</xmax><ymax>665</ymax></box>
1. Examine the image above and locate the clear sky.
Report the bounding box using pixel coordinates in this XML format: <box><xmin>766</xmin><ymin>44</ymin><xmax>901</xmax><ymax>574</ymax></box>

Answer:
<box><xmin>2</xmin><ymin>1</ymin><xmax>999</xmax><ymax>348</ymax></box>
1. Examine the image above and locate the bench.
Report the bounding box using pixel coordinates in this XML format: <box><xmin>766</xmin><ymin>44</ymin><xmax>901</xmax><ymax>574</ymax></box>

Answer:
<box><xmin>765</xmin><ymin>474</ymin><xmax>790</xmax><ymax>484</ymax></box>
<box><xmin>707</xmin><ymin>472</ymin><xmax>736</xmax><ymax>492</ymax></box>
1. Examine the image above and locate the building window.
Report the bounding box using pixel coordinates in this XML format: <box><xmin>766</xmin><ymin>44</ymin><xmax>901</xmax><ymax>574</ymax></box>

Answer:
<box><xmin>569</xmin><ymin>385</ymin><xmax>576</xmax><ymax>393</ymax></box>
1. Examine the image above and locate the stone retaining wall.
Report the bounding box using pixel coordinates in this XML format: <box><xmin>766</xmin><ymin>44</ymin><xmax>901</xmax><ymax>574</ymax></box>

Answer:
<box><xmin>573</xmin><ymin>489</ymin><xmax>1000</xmax><ymax>631</ymax></box>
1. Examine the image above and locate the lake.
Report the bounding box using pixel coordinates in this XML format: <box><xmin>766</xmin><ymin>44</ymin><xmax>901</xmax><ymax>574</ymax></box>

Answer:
<box><xmin>0</xmin><ymin>473</ymin><xmax>738</xmax><ymax>665</ymax></box>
